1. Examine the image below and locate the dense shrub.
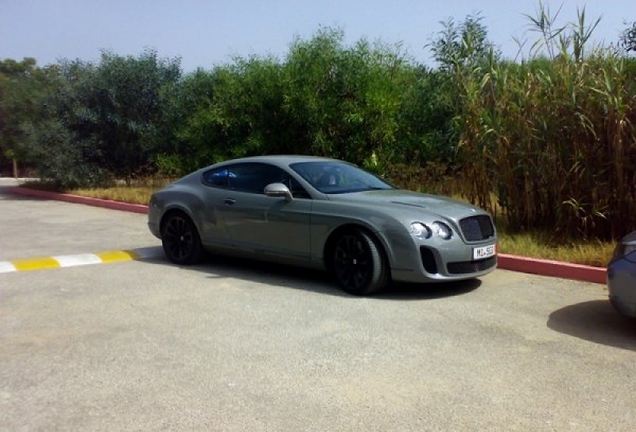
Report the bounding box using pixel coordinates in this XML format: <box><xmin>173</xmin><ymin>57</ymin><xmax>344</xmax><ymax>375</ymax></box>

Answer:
<box><xmin>3</xmin><ymin>7</ymin><xmax>636</xmax><ymax>241</ymax></box>
<box><xmin>11</xmin><ymin>50</ymin><xmax>181</xmax><ymax>188</ymax></box>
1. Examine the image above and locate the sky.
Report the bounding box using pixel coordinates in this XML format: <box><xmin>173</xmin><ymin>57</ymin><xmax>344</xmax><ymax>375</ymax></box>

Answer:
<box><xmin>1</xmin><ymin>0</ymin><xmax>635</xmax><ymax>72</ymax></box>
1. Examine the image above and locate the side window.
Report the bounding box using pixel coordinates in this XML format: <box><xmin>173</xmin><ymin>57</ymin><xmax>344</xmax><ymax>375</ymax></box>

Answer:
<box><xmin>227</xmin><ymin>163</ymin><xmax>289</xmax><ymax>194</ymax></box>
<box><xmin>201</xmin><ymin>167</ymin><xmax>231</xmax><ymax>188</ymax></box>
<box><xmin>202</xmin><ymin>162</ymin><xmax>311</xmax><ymax>198</ymax></box>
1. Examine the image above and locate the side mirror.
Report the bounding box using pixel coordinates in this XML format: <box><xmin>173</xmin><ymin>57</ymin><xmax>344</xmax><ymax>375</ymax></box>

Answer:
<box><xmin>264</xmin><ymin>182</ymin><xmax>293</xmax><ymax>202</ymax></box>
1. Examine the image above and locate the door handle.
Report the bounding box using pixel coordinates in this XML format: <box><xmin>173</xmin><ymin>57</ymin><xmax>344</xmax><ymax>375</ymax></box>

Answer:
<box><xmin>223</xmin><ymin>198</ymin><xmax>236</xmax><ymax>205</ymax></box>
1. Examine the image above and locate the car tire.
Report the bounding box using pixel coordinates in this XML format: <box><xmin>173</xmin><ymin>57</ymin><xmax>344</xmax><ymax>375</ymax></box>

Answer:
<box><xmin>161</xmin><ymin>212</ymin><xmax>204</xmax><ymax>265</ymax></box>
<box><xmin>331</xmin><ymin>229</ymin><xmax>389</xmax><ymax>295</ymax></box>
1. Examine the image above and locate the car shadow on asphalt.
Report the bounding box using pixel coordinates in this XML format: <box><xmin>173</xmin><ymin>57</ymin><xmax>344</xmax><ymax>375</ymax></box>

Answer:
<box><xmin>142</xmin><ymin>253</ymin><xmax>482</xmax><ymax>300</ymax></box>
<box><xmin>547</xmin><ymin>300</ymin><xmax>636</xmax><ymax>351</ymax></box>
<box><xmin>375</xmin><ymin>279</ymin><xmax>481</xmax><ymax>300</ymax></box>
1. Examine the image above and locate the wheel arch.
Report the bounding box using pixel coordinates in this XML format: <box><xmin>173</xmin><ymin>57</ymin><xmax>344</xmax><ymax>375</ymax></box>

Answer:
<box><xmin>159</xmin><ymin>206</ymin><xmax>206</xmax><ymax>265</ymax></box>
<box><xmin>159</xmin><ymin>205</ymin><xmax>199</xmax><ymax>237</ymax></box>
<box><xmin>322</xmin><ymin>223</ymin><xmax>392</xmax><ymax>277</ymax></box>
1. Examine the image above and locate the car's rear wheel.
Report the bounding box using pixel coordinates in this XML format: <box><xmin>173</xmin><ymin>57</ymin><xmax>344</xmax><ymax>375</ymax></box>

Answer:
<box><xmin>161</xmin><ymin>212</ymin><xmax>204</xmax><ymax>265</ymax></box>
<box><xmin>331</xmin><ymin>229</ymin><xmax>389</xmax><ymax>295</ymax></box>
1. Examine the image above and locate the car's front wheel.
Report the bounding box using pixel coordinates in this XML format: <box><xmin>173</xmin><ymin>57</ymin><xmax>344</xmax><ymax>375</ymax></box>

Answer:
<box><xmin>161</xmin><ymin>212</ymin><xmax>204</xmax><ymax>265</ymax></box>
<box><xmin>331</xmin><ymin>229</ymin><xmax>389</xmax><ymax>295</ymax></box>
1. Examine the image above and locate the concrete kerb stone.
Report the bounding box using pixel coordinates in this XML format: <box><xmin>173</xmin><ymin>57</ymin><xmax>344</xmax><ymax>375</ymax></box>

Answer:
<box><xmin>9</xmin><ymin>185</ymin><xmax>607</xmax><ymax>285</ymax></box>
<box><xmin>497</xmin><ymin>254</ymin><xmax>606</xmax><ymax>285</ymax></box>
<box><xmin>10</xmin><ymin>186</ymin><xmax>148</xmax><ymax>214</ymax></box>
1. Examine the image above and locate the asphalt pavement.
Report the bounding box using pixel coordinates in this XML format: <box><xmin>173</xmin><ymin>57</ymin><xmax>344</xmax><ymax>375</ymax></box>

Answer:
<box><xmin>1</xmin><ymin>179</ymin><xmax>635</xmax><ymax>432</ymax></box>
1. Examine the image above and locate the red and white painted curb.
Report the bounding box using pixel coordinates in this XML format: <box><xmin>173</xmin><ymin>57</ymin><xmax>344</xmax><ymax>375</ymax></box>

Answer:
<box><xmin>9</xmin><ymin>186</ymin><xmax>607</xmax><ymax>284</ymax></box>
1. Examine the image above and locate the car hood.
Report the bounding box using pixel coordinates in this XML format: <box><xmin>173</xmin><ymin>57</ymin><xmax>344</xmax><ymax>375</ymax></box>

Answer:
<box><xmin>327</xmin><ymin>189</ymin><xmax>485</xmax><ymax>219</ymax></box>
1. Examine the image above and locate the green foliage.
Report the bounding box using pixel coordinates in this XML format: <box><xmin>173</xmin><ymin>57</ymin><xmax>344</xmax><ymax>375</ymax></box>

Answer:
<box><xmin>0</xmin><ymin>58</ymin><xmax>60</xmax><ymax>174</ymax></box>
<box><xmin>283</xmin><ymin>27</ymin><xmax>361</xmax><ymax>158</ymax></box>
<box><xmin>17</xmin><ymin>50</ymin><xmax>182</xmax><ymax>188</ymax></box>
<box><xmin>393</xmin><ymin>66</ymin><xmax>457</xmax><ymax>166</ymax></box>
<box><xmin>71</xmin><ymin>49</ymin><xmax>182</xmax><ymax>182</ymax></box>
<box><xmin>166</xmin><ymin>27</ymin><xmax>453</xmax><ymax>175</ymax></box>
<box><xmin>20</xmin><ymin>118</ymin><xmax>109</xmax><ymax>189</ymax></box>
<box><xmin>2</xmin><ymin>28</ymin><xmax>454</xmax><ymax>187</ymax></box>
<box><xmin>521</xmin><ymin>2</ymin><xmax>601</xmax><ymax>62</ymax></box>
<box><xmin>429</xmin><ymin>14</ymin><xmax>499</xmax><ymax>72</ymax></box>
<box><xmin>164</xmin><ymin>57</ymin><xmax>288</xmax><ymax>173</ymax></box>
<box><xmin>157</xmin><ymin>68</ymin><xmax>218</xmax><ymax>174</ymax></box>
<box><xmin>4</xmin><ymin>5</ymin><xmax>636</xmax><ymax>243</ymax></box>
<box><xmin>280</xmin><ymin>27</ymin><xmax>456</xmax><ymax>171</ymax></box>
<box><xmin>450</xmin><ymin>5</ymin><xmax>636</xmax><ymax>240</ymax></box>
<box><xmin>620</xmin><ymin>21</ymin><xmax>636</xmax><ymax>53</ymax></box>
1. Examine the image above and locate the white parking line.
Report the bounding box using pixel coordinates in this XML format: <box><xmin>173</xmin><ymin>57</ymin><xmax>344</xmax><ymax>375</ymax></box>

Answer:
<box><xmin>0</xmin><ymin>261</ymin><xmax>17</xmax><ymax>273</ymax></box>
<box><xmin>53</xmin><ymin>253</ymin><xmax>103</xmax><ymax>267</ymax></box>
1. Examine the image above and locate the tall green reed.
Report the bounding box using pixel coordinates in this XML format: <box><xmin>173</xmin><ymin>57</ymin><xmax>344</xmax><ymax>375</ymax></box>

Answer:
<box><xmin>452</xmin><ymin>4</ymin><xmax>636</xmax><ymax>240</ymax></box>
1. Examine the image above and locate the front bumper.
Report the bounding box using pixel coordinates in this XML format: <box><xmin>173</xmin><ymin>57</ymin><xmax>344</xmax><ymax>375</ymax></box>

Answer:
<box><xmin>387</xmin><ymin>230</ymin><xmax>498</xmax><ymax>283</ymax></box>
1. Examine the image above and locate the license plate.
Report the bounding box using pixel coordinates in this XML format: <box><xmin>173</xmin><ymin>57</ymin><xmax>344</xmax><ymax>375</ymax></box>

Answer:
<box><xmin>473</xmin><ymin>244</ymin><xmax>496</xmax><ymax>260</ymax></box>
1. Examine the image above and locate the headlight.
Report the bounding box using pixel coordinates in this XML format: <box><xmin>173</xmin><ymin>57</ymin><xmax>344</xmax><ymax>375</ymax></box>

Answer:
<box><xmin>431</xmin><ymin>221</ymin><xmax>453</xmax><ymax>240</ymax></box>
<box><xmin>409</xmin><ymin>222</ymin><xmax>431</xmax><ymax>239</ymax></box>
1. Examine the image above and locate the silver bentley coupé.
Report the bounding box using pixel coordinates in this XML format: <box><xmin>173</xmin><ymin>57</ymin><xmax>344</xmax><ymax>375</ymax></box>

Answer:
<box><xmin>148</xmin><ymin>155</ymin><xmax>498</xmax><ymax>295</ymax></box>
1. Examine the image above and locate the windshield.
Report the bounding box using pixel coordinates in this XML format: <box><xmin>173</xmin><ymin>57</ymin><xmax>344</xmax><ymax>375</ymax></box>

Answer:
<box><xmin>290</xmin><ymin>161</ymin><xmax>396</xmax><ymax>194</ymax></box>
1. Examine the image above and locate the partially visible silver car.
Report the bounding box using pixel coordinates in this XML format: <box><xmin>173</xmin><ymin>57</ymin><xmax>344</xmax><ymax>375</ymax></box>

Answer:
<box><xmin>607</xmin><ymin>231</ymin><xmax>636</xmax><ymax>317</ymax></box>
<box><xmin>148</xmin><ymin>155</ymin><xmax>498</xmax><ymax>295</ymax></box>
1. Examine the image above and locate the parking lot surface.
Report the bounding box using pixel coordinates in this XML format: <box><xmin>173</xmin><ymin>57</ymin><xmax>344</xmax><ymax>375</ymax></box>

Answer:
<box><xmin>1</xmin><ymin>182</ymin><xmax>635</xmax><ymax>431</ymax></box>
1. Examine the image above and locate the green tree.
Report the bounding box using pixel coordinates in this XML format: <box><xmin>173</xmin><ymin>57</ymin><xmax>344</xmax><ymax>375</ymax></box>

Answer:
<box><xmin>429</xmin><ymin>14</ymin><xmax>498</xmax><ymax>72</ymax></box>
<box><xmin>282</xmin><ymin>27</ymin><xmax>422</xmax><ymax>167</ymax></box>
<box><xmin>167</xmin><ymin>57</ymin><xmax>287</xmax><ymax>173</ymax></box>
<box><xmin>19</xmin><ymin>59</ymin><xmax>109</xmax><ymax>188</ymax></box>
<box><xmin>394</xmin><ymin>67</ymin><xmax>457</xmax><ymax>165</ymax></box>
<box><xmin>89</xmin><ymin>49</ymin><xmax>182</xmax><ymax>182</ymax></box>
<box><xmin>19</xmin><ymin>50</ymin><xmax>182</xmax><ymax>188</ymax></box>
<box><xmin>170</xmin><ymin>27</ymin><xmax>456</xmax><ymax>175</ymax></box>
<box><xmin>155</xmin><ymin>68</ymin><xmax>218</xmax><ymax>176</ymax></box>
<box><xmin>0</xmin><ymin>58</ymin><xmax>60</xmax><ymax>177</ymax></box>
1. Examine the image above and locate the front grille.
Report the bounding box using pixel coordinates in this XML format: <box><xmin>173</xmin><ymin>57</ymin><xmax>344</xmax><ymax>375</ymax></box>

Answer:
<box><xmin>447</xmin><ymin>256</ymin><xmax>497</xmax><ymax>274</ymax></box>
<box><xmin>459</xmin><ymin>215</ymin><xmax>495</xmax><ymax>241</ymax></box>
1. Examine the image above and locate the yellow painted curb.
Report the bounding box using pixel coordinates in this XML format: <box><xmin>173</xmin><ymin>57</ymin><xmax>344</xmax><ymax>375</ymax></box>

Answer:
<box><xmin>12</xmin><ymin>257</ymin><xmax>61</xmax><ymax>272</ymax></box>
<box><xmin>0</xmin><ymin>247</ymin><xmax>162</xmax><ymax>274</ymax></box>
<box><xmin>96</xmin><ymin>250</ymin><xmax>140</xmax><ymax>263</ymax></box>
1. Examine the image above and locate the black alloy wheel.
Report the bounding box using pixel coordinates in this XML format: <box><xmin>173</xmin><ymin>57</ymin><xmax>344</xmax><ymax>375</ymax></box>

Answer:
<box><xmin>161</xmin><ymin>213</ymin><xmax>204</xmax><ymax>265</ymax></box>
<box><xmin>332</xmin><ymin>229</ymin><xmax>388</xmax><ymax>295</ymax></box>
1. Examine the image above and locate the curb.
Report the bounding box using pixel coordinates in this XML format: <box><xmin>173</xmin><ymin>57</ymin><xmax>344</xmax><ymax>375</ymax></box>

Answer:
<box><xmin>0</xmin><ymin>247</ymin><xmax>163</xmax><ymax>274</ymax></box>
<box><xmin>497</xmin><ymin>254</ymin><xmax>606</xmax><ymax>285</ymax></box>
<box><xmin>9</xmin><ymin>186</ymin><xmax>607</xmax><ymax>285</ymax></box>
<box><xmin>10</xmin><ymin>186</ymin><xmax>148</xmax><ymax>214</ymax></box>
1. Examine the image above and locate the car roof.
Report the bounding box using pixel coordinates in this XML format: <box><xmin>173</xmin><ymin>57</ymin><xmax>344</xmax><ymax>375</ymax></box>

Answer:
<box><xmin>211</xmin><ymin>155</ymin><xmax>342</xmax><ymax>167</ymax></box>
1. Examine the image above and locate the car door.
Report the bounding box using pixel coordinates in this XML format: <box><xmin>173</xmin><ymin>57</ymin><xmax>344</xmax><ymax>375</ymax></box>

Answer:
<box><xmin>197</xmin><ymin>167</ymin><xmax>234</xmax><ymax>248</ymax></box>
<box><xmin>220</xmin><ymin>162</ymin><xmax>312</xmax><ymax>260</ymax></box>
